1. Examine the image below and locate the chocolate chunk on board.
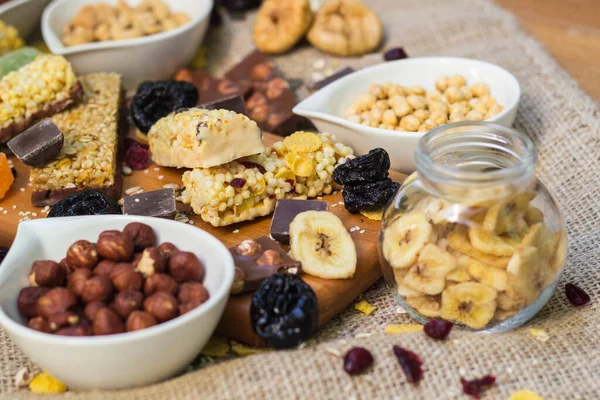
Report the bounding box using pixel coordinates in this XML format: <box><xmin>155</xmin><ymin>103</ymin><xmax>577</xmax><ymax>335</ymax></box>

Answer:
<box><xmin>7</xmin><ymin>119</ymin><xmax>64</xmax><ymax>166</ymax></box>
<box><xmin>270</xmin><ymin>199</ymin><xmax>329</xmax><ymax>244</ymax></box>
<box><xmin>229</xmin><ymin>236</ymin><xmax>302</xmax><ymax>294</ymax></box>
<box><xmin>175</xmin><ymin>68</ymin><xmax>251</xmax><ymax>105</ymax></box>
<box><xmin>200</xmin><ymin>95</ymin><xmax>248</xmax><ymax>116</ymax></box>
<box><xmin>311</xmin><ymin>67</ymin><xmax>355</xmax><ymax>90</ymax></box>
<box><xmin>123</xmin><ymin>188</ymin><xmax>176</xmax><ymax>218</ymax></box>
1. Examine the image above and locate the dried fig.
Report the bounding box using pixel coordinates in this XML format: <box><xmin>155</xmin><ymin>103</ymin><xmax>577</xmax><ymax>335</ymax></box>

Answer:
<box><xmin>253</xmin><ymin>0</ymin><xmax>313</xmax><ymax>54</ymax></box>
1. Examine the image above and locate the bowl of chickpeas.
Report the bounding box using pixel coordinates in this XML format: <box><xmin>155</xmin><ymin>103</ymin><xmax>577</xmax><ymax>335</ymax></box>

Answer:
<box><xmin>293</xmin><ymin>57</ymin><xmax>520</xmax><ymax>172</ymax></box>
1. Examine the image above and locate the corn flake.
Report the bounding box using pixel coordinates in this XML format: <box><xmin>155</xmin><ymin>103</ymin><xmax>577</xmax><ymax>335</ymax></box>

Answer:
<box><xmin>201</xmin><ymin>336</ymin><xmax>231</xmax><ymax>357</ymax></box>
<box><xmin>275</xmin><ymin>169</ymin><xmax>296</xmax><ymax>181</ymax></box>
<box><xmin>354</xmin><ymin>300</ymin><xmax>376</xmax><ymax>315</ymax></box>
<box><xmin>360</xmin><ymin>208</ymin><xmax>383</xmax><ymax>221</ymax></box>
<box><xmin>283</xmin><ymin>131</ymin><xmax>322</xmax><ymax>153</ymax></box>
<box><xmin>29</xmin><ymin>372</ymin><xmax>67</xmax><ymax>394</ymax></box>
<box><xmin>292</xmin><ymin>157</ymin><xmax>315</xmax><ymax>177</ymax></box>
<box><xmin>385</xmin><ymin>324</ymin><xmax>423</xmax><ymax>335</ymax></box>
<box><xmin>529</xmin><ymin>328</ymin><xmax>549</xmax><ymax>343</ymax></box>
<box><xmin>509</xmin><ymin>390</ymin><xmax>545</xmax><ymax>400</ymax></box>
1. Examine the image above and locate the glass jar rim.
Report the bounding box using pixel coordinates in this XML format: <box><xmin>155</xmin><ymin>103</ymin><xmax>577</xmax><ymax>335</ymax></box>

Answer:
<box><xmin>414</xmin><ymin>121</ymin><xmax>537</xmax><ymax>186</ymax></box>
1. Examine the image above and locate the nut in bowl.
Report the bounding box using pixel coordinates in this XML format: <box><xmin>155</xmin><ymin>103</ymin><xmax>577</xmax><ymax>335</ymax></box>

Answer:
<box><xmin>293</xmin><ymin>57</ymin><xmax>521</xmax><ymax>173</ymax></box>
<box><xmin>0</xmin><ymin>215</ymin><xmax>234</xmax><ymax>390</ymax></box>
<box><xmin>41</xmin><ymin>0</ymin><xmax>213</xmax><ymax>89</ymax></box>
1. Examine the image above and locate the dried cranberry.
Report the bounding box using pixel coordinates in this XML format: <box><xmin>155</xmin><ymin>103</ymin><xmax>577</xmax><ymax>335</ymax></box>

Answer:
<box><xmin>343</xmin><ymin>347</ymin><xmax>373</xmax><ymax>375</ymax></box>
<box><xmin>239</xmin><ymin>161</ymin><xmax>266</xmax><ymax>174</ymax></box>
<box><xmin>384</xmin><ymin>47</ymin><xmax>408</xmax><ymax>61</ymax></box>
<box><xmin>460</xmin><ymin>375</ymin><xmax>496</xmax><ymax>399</ymax></box>
<box><xmin>0</xmin><ymin>247</ymin><xmax>8</xmax><ymax>264</ymax></box>
<box><xmin>424</xmin><ymin>319</ymin><xmax>453</xmax><ymax>340</ymax></box>
<box><xmin>230</xmin><ymin>178</ymin><xmax>246</xmax><ymax>188</ymax></box>
<box><xmin>125</xmin><ymin>141</ymin><xmax>150</xmax><ymax>170</ymax></box>
<box><xmin>392</xmin><ymin>345</ymin><xmax>422</xmax><ymax>383</ymax></box>
<box><xmin>565</xmin><ymin>283</ymin><xmax>590</xmax><ymax>306</ymax></box>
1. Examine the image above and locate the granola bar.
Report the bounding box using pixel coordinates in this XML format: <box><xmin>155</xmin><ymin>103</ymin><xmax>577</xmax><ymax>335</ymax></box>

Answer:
<box><xmin>29</xmin><ymin>73</ymin><xmax>123</xmax><ymax>206</ymax></box>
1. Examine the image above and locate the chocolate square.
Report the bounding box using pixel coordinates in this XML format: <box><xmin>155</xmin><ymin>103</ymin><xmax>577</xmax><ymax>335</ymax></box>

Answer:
<box><xmin>7</xmin><ymin>119</ymin><xmax>63</xmax><ymax>166</ymax></box>
<box><xmin>123</xmin><ymin>188</ymin><xmax>176</xmax><ymax>218</ymax></box>
<box><xmin>270</xmin><ymin>199</ymin><xmax>329</xmax><ymax>244</ymax></box>
<box><xmin>229</xmin><ymin>236</ymin><xmax>302</xmax><ymax>294</ymax></box>
<box><xmin>175</xmin><ymin>68</ymin><xmax>251</xmax><ymax>105</ymax></box>
<box><xmin>200</xmin><ymin>95</ymin><xmax>248</xmax><ymax>116</ymax></box>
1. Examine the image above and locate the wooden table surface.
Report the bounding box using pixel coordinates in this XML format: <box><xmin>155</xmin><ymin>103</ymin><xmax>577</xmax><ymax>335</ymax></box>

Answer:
<box><xmin>497</xmin><ymin>0</ymin><xmax>600</xmax><ymax>100</ymax></box>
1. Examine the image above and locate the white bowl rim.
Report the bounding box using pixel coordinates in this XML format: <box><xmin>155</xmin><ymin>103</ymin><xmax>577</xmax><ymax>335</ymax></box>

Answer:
<box><xmin>293</xmin><ymin>56</ymin><xmax>521</xmax><ymax>139</ymax></box>
<box><xmin>41</xmin><ymin>0</ymin><xmax>213</xmax><ymax>55</ymax></box>
<box><xmin>0</xmin><ymin>215</ymin><xmax>234</xmax><ymax>347</ymax></box>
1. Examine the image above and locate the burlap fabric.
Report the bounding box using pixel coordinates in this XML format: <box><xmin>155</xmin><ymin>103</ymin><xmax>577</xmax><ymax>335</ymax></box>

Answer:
<box><xmin>2</xmin><ymin>0</ymin><xmax>599</xmax><ymax>398</ymax></box>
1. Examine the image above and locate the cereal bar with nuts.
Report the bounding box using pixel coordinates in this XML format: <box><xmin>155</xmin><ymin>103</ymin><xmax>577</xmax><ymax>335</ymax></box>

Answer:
<box><xmin>29</xmin><ymin>73</ymin><xmax>123</xmax><ymax>206</ymax></box>
<box><xmin>180</xmin><ymin>131</ymin><xmax>354</xmax><ymax>226</ymax></box>
<box><xmin>0</xmin><ymin>55</ymin><xmax>83</xmax><ymax>143</ymax></box>
<box><xmin>148</xmin><ymin>107</ymin><xmax>265</xmax><ymax>169</ymax></box>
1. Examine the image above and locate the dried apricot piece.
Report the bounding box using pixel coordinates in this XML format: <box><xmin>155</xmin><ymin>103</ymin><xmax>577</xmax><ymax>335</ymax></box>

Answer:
<box><xmin>283</xmin><ymin>131</ymin><xmax>322</xmax><ymax>153</ymax></box>
<box><xmin>0</xmin><ymin>152</ymin><xmax>15</xmax><ymax>199</ymax></box>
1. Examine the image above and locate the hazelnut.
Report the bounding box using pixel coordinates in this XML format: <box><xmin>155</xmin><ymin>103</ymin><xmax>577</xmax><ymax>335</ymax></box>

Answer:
<box><xmin>55</xmin><ymin>324</ymin><xmax>90</xmax><ymax>336</ymax></box>
<box><xmin>112</xmin><ymin>289</ymin><xmax>144</xmax><ymax>318</ymax></box>
<box><xmin>126</xmin><ymin>311</ymin><xmax>157</xmax><ymax>332</ymax></box>
<box><xmin>37</xmin><ymin>288</ymin><xmax>77</xmax><ymax>319</ymax></box>
<box><xmin>178</xmin><ymin>299</ymin><xmax>203</xmax><ymax>315</ymax></box>
<box><xmin>96</xmin><ymin>230</ymin><xmax>134</xmax><ymax>262</ymax></box>
<box><xmin>47</xmin><ymin>311</ymin><xmax>79</xmax><ymax>331</ymax></box>
<box><xmin>230</xmin><ymin>266</ymin><xmax>246</xmax><ymax>294</ymax></box>
<box><xmin>84</xmin><ymin>301</ymin><xmax>106</xmax><ymax>321</ymax></box>
<box><xmin>144</xmin><ymin>273</ymin><xmax>178</xmax><ymax>296</ymax></box>
<box><xmin>17</xmin><ymin>287</ymin><xmax>50</xmax><ymax>318</ymax></box>
<box><xmin>67</xmin><ymin>268</ymin><xmax>92</xmax><ymax>297</ymax></box>
<box><xmin>110</xmin><ymin>263</ymin><xmax>143</xmax><ymax>292</ymax></box>
<box><xmin>81</xmin><ymin>275</ymin><xmax>114</xmax><ymax>303</ymax></box>
<box><xmin>66</xmin><ymin>240</ymin><xmax>98</xmax><ymax>269</ymax></box>
<box><xmin>257</xmin><ymin>249</ymin><xmax>283</xmax><ymax>265</ymax></box>
<box><xmin>134</xmin><ymin>247</ymin><xmax>166</xmax><ymax>277</ymax></box>
<box><xmin>28</xmin><ymin>317</ymin><xmax>50</xmax><ymax>333</ymax></box>
<box><xmin>29</xmin><ymin>261</ymin><xmax>66</xmax><ymax>287</ymax></box>
<box><xmin>144</xmin><ymin>292</ymin><xmax>178</xmax><ymax>322</ymax></box>
<box><xmin>93</xmin><ymin>260</ymin><xmax>117</xmax><ymax>277</ymax></box>
<box><xmin>158</xmin><ymin>242</ymin><xmax>179</xmax><ymax>260</ymax></box>
<box><xmin>123</xmin><ymin>222</ymin><xmax>157</xmax><ymax>251</ymax></box>
<box><xmin>178</xmin><ymin>282</ymin><xmax>209</xmax><ymax>305</ymax></box>
<box><xmin>168</xmin><ymin>252</ymin><xmax>204</xmax><ymax>282</ymax></box>
<box><xmin>236</xmin><ymin>239</ymin><xmax>262</xmax><ymax>256</ymax></box>
<box><xmin>92</xmin><ymin>308</ymin><xmax>124</xmax><ymax>336</ymax></box>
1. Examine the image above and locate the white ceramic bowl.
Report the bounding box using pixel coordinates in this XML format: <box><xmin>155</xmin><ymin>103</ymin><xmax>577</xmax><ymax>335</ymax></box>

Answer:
<box><xmin>293</xmin><ymin>57</ymin><xmax>521</xmax><ymax>173</ymax></box>
<box><xmin>0</xmin><ymin>0</ymin><xmax>51</xmax><ymax>39</ymax></box>
<box><xmin>41</xmin><ymin>0</ymin><xmax>213</xmax><ymax>89</ymax></box>
<box><xmin>0</xmin><ymin>215</ymin><xmax>234</xmax><ymax>390</ymax></box>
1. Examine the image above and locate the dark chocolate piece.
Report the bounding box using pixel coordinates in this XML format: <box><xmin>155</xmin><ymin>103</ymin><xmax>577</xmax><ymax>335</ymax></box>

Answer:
<box><xmin>7</xmin><ymin>119</ymin><xmax>64</xmax><ymax>166</ymax></box>
<box><xmin>311</xmin><ymin>67</ymin><xmax>355</xmax><ymax>90</ymax></box>
<box><xmin>200</xmin><ymin>95</ymin><xmax>248</xmax><ymax>116</ymax></box>
<box><xmin>123</xmin><ymin>188</ymin><xmax>176</xmax><ymax>218</ymax></box>
<box><xmin>270</xmin><ymin>199</ymin><xmax>329</xmax><ymax>244</ymax></box>
<box><xmin>229</xmin><ymin>236</ymin><xmax>301</xmax><ymax>294</ymax></box>
<box><xmin>175</xmin><ymin>69</ymin><xmax>251</xmax><ymax>105</ymax></box>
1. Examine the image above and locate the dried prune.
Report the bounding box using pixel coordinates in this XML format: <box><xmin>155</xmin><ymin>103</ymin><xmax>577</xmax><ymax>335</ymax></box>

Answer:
<box><xmin>342</xmin><ymin>179</ymin><xmax>400</xmax><ymax>213</ymax></box>
<box><xmin>251</xmin><ymin>272</ymin><xmax>318</xmax><ymax>349</ymax></box>
<box><xmin>131</xmin><ymin>81</ymin><xmax>199</xmax><ymax>133</ymax></box>
<box><xmin>48</xmin><ymin>190</ymin><xmax>121</xmax><ymax>218</ymax></box>
<box><xmin>217</xmin><ymin>0</ymin><xmax>262</xmax><ymax>12</ymax></box>
<box><xmin>0</xmin><ymin>247</ymin><xmax>8</xmax><ymax>264</ymax></box>
<box><xmin>333</xmin><ymin>148</ymin><xmax>390</xmax><ymax>185</ymax></box>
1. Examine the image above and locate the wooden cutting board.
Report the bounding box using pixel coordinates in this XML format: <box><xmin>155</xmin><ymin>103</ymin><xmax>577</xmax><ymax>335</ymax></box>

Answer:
<box><xmin>0</xmin><ymin>132</ymin><xmax>406</xmax><ymax>347</ymax></box>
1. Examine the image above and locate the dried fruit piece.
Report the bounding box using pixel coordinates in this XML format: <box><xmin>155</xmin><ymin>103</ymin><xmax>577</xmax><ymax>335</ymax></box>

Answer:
<box><xmin>253</xmin><ymin>0</ymin><xmax>313</xmax><ymax>54</ymax></box>
<box><xmin>251</xmin><ymin>273</ymin><xmax>318</xmax><ymax>348</ymax></box>
<box><xmin>48</xmin><ymin>190</ymin><xmax>121</xmax><ymax>218</ymax></box>
<box><xmin>359</xmin><ymin>208</ymin><xmax>383</xmax><ymax>221</ymax></box>
<box><xmin>565</xmin><ymin>282</ymin><xmax>590</xmax><ymax>306</ymax></box>
<box><xmin>283</xmin><ymin>131</ymin><xmax>322</xmax><ymax>153</ymax></box>
<box><xmin>201</xmin><ymin>336</ymin><xmax>231</xmax><ymax>357</ymax></box>
<box><xmin>333</xmin><ymin>148</ymin><xmax>390</xmax><ymax>185</ymax></box>
<box><xmin>384</xmin><ymin>47</ymin><xmax>408</xmax><ymax>61</ymax></box>
<box><xmin>124</xmin><ymin>139</ymin><xmax>151</xmax><ymax>170</ymax></box>
<box><xmin>423</xmin><ymin>319</ymin><xmax>453</xmax><ymax>340</ymax></box>
<box><xmin>29</xmin><ymin>372</ymin><xmax>67</xmax><ymax>394</ymax></box>
<box><xmin>0</xmin><ymin>152</ymin><xmax>14</xmax><ymax>199</ymax></box>
<box><xmin>460</xmin><ymin>375</ymin><xmax>496</xmax><ymax>399</ymax></box>
<box><xmin>343</xmin><ymin>179</ymin><xmax>400</xmax><ymax>213</ymax></box>
<box><xmin>343</xmin><ymin>347</ymin><xmax>373</xmax><ymax>375</ymax></box>
<box><xmin>509</xmin><ymin>390</ymin><xmax>545</xmax><ymax>400</ymax></box>
<box><xmin>440</xmin><ymin>282</ymin><xmax>497</xmax><ymax>329</ymax></box>
<box><xmin>392</xmin><ymin>345</ymin><xmax>422</xmax><ymax>383</ymax></box>
<box><xmin>385</xmin><ymin>324</ymin><xmax>423</xmax><ymax>334</ymax></box>
<box><xmin>354</xmin><ymin>300</ymin><xmax>376</xmax><ymax>315</ymax></box>
<box><xmin>382</xmin><ymin>211</ymin><xmax>432</xmax><ymax>269</ymax></box>
<box><xmin>529</xmin><ymin>328</ymin><xmax>549</xmax><ymax>343</ymax></box>
<box><xmin>307</xmin><ymin>0</ymin><xmax>382</xmax><ymax>57</ymax></box>
<box><xmin>131</xmin><ymin>81</ymin><xmax>199</xmax><ymax>133</ymax></box>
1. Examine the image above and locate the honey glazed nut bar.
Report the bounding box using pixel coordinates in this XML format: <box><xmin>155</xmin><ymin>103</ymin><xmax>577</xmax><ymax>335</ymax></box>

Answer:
<box><xmin>29</xmin><ymin>73</ymin><xmax>123</xmax><ymax>206</ymax></box>
<box><xmin>180</xmin><ymin>132</ymin><xmax>354</xmax><ymax>226</ymax></box>
<box><xmin>0</xmin><ymin>55</ymin><xmax>83</xmax><ymax>143</ymax></box>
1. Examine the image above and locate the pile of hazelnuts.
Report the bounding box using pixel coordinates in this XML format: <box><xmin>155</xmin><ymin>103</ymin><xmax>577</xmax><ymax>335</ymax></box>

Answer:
<box><xmin>16</xmin><ymin>222</ymin><xmax>209</xmax><ymax>336</ymax></box>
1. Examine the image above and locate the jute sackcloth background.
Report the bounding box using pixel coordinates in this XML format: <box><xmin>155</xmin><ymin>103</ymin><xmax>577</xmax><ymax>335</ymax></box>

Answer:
<box><xmin>1</xmin><ymin>0</ymin><xmax>599</xmax><ymax>398</ymax></box>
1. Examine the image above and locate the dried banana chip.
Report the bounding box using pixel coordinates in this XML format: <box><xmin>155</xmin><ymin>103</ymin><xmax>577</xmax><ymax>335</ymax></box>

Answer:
<box><xmin>253</xmin><ymin>0</ymin><xmax>313</xmax><ymax>54</ymax></box>
<box><xmin>283</xmin><ymin>131</ymin><xmax>323</xmax><ymax>153</ymax></box>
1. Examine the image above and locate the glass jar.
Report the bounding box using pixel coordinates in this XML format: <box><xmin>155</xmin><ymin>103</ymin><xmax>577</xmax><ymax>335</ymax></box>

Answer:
<box><xmin>379</xmin><ymin>122</ymin><xmax>567</xmax><ymax>333</ymax></box>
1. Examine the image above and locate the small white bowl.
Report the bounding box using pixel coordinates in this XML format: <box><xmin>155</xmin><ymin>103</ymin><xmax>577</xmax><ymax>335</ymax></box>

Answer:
<box><xmin>0</xmin><ymin>215</ymin><xmax>234</xmax><ymax>390</ymax></box>
<box><xmin>41</xmin><ymin>0</ymin><xmax>213</xmax><ymax>89</ymax></box>
<box><xmin>293</xmin><ymin>57</ymin><xmax>521</xmax><ymax>173</ymax></box>
<box><xmin>0</xmin><ymin>0</ymin><xmax>51</xmax><ymax>39</ymax></box>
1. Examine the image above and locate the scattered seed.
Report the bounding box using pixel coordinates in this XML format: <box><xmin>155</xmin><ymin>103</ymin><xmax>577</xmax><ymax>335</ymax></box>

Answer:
<box><xmin>324</xmin><ymin>347</ymin><xmax>342</xmax><ymax>358</ymax></box>
<box><xmin>354</xmin><ymin>332</ymin><xmax>371</xmax><ymax>339</ymax></box>
<box><xmin>232</xmin><ymin>229</ymin><xmax>240</xmax><ymax>233</ymax></box>
<box><xmin>14</xmin><ymin>367</ymin><xmax>32</xmax><ymax>388</ymax></box>
<box><xmin>19</xmin><ymin>187</ymin><xmax>25</xmax><ymax>192</ymax></box>
<box><xmin>125</xmin><ymin>186</ymin><xmax>143</xmax><ymax>195</ymax></box>
<box><xmin>313</xmin><ymin>59</ymin><xmax>326</xmax><ymax>70</ymax></box>
<box><xmin>122</xmin><ymin>165</ymin><xmax>132</xmax><ymax>176</ymax></box>
<box><xmin>163</xmin><ymin>183</ymin><xmax>181</xmax><ymax>190</ymax></box>
<box><xmin>158</xmin><ymin>175</ymin><xmax>165</xmax><ymax>180</ymax></box>
<box><xmin>359</xmin><ymin>229</ymin><xmax>366</xmax><ymax>234</ymax></box>
<box><xmin>154</xmin><ymin>167</ymin><xmax>160</xmax><ymax>171</ymax></box>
